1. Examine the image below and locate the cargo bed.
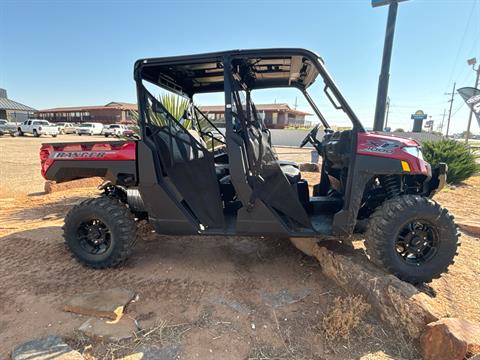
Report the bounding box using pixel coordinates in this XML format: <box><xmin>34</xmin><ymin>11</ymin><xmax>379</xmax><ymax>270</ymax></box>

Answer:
<box><xmin>40</xmin><ymin>141</ymin><xmax>137</xmax><ymax>185</ymax></box>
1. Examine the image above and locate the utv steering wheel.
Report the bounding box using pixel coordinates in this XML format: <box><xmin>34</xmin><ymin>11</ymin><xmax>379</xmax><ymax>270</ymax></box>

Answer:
<box><xmin>300</xmin><ymin>124</ymin><xmax>320</xmax><ymax>148</ymax></box>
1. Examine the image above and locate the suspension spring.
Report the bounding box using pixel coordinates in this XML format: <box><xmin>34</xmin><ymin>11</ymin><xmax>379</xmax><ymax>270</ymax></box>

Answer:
<box><xmin>380</xmin><ymin>175</ymin><xmax>401</xmax><ymax>198</ymax></box>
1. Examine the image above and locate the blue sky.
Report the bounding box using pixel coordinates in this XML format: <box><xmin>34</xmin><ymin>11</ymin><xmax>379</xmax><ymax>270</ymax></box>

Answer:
<box><xmin>1</xmin><ymin>0</ymin><xmax>479</xmax><ymax>133</ymax></box>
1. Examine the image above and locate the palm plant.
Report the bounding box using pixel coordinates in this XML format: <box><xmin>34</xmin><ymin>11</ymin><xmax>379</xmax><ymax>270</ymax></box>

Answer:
<box><xmin>130</xmin><ymin>93</ymin><xmax>221</xmax><ymax>149</ymax></box>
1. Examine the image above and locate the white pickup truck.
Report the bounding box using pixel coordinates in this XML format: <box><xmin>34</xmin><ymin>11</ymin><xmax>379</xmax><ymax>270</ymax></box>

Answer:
<box><xmin>18</xmin><ymin>119</ymin><xmax>59</xmax><ymax>137</ymax></box>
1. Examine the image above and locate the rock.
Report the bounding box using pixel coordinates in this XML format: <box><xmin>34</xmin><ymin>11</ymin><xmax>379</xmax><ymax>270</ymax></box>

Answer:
<box><xmin>289</xmin><ymin>237</ymin><xmax>317</xmax><ymax>256</ymax></box>
<box><xmin>78</xmin><ymin>317</ymin><xmax>138</xmax><ymax>342</ymax></box>
<box><xmin>299</xmin><ymin>162</ymin><xmax>320</xmax><ymax>172</ymax></box>
<box><xmin>42</xmin><ymin>213</ymin><xmax>59</xmax><ymax>220</ymax></box>
<box><xmin>12</xmin><ymin>336</ymin><xmax>83</xmax><ymax>360</ymax></box>
<box><xmin>420</xmin><ymin>318</ymin><xmax>480</xmax><ymax>360</ymax></box>
<box><xmin>457</xmin><ymin>222</ymin><xmax>480</xmax><ymax>236</ymax></box>
<box><xmin>260</xmin><ymin>288</ymin><xmax>311</xmax><ymax>308</ymax></box>
<box><xmin>63</xmin><ymin>288</ymin><xmax>136</xmax><ymax>320</ymax></box>
<box><xmin>117</xmin><ymin>344</ymin><xmax>181</xmax><ymax>360</ymax></box>
<box><xmin>44</xmin><ymin>177</ymin><xmax>103</xmax><ymax>194</ymax></box>
<box><xmin>311</xmin><ymin>244</ymin><xmax>444</xmax><ymax>338</ymax></box>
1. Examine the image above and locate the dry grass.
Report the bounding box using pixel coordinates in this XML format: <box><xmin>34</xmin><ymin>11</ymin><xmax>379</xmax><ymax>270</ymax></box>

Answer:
<box><xmin>66</xmin><ymin>321</ymin><xmax>190</xmax><ymax>360</ymax></box>
<box><xmin>322</xmin><ymin>295</ymin><xmax>371</xmax><ymax>341</ymax></box>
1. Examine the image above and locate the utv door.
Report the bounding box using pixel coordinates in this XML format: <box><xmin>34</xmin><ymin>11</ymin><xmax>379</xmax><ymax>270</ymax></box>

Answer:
<box><xmin>139</xmin><ymin>89</ymin><xmax>224</xmax><ymax>230</ymax></box>
<box><xmin>224</xmin><ymin>68</ymin><xmax>311</xmax><ymax>230</ymax></box>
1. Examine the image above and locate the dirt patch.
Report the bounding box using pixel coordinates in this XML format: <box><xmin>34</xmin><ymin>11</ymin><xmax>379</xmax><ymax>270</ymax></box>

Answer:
<box><xmin>1</xmin><ymin>138</ymin><xmax>478</xmax><ymax>359</ymax></box>
<box><xmin>0</xmin><ymin>193</ymin><xmax>420</xmax><ymax>359</ymax></box>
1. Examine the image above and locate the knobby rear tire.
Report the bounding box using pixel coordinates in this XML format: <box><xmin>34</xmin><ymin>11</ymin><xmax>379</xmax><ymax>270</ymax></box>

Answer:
<box><xmin>365</xmin><ymin>195</ymin><xmax>459</xmax><ymax>284</ymax></box>
<box><xmin>63</xmin><ymin>196</ymin><xmax>137</xmax><ymax>269</ymax></box>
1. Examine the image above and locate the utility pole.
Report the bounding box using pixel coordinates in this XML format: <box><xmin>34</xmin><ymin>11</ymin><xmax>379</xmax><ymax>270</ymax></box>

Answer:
<box><xmin>446</xmin><ymin>82</ymin><xmax>456</xmax><ymax>137</ymax></box>
<box><xmin>465</xmin><ymin>58</ymin><xmax>480</xmax><ymax>144</ymax></box>
<box><xmin>373</xmin><ymin>1</ymin><xmax>400</xmax><ymax>131</ymax></box>
<box><xmin>440</xmin><ymin>108</ymin><xmax>446</xmax><ymax>134</ymax></box>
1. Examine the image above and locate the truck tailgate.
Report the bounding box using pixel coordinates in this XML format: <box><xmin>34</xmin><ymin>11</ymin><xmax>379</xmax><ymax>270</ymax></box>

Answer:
<box><xmin>40</xmin><ymin>141</ymin><xmax>137</xmax><ymax>185</ymax></box>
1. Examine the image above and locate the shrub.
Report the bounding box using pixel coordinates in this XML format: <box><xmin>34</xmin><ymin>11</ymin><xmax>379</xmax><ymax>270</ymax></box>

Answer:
<box><xmin>322</xmin><ymin>295</ymin><xmax>370</xmax><ymax>341</ymax></box>
<box><xmin>422</xmin><ymin>139</ymin><xmax>480</xmax><ymax>184</ymax></box>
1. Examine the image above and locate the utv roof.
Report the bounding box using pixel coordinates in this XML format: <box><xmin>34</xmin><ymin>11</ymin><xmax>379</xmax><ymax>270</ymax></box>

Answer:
<box><xmin>134</xmin><ymin>48</ymin><xmax>324</xmax><ymax>96</ymax></box>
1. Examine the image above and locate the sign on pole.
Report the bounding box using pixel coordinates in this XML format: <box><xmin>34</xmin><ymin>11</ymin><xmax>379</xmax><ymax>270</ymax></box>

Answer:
<box><xmin>411</xmin><ymin>110</ymin><xmax>427</xmax><ymax>133</ymax></box>
<box><xmin>458</xmin><ymin>87</ymin><xmax>480</xmax><ymax>128</ymax></box>
<box><xmin>372</xmin><ymin>0</ymin><xmax>408</xmax><ymax>8</ymax></box>
<box><xmin>411</xmin><ymin>110</ymin><xmax>428</xmax><ymax>121</ymax></box>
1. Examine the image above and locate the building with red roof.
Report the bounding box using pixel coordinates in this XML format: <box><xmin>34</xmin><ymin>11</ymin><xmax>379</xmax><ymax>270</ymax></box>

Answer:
<box><xmin>36</xmin><ymin>102</ymin><xmax>138</xmax><ymax>124</ymax></box>
<box><xmin>199</xmin><ymin>103</ymin><xmax>312</xmax><ymax>129</ymax></box>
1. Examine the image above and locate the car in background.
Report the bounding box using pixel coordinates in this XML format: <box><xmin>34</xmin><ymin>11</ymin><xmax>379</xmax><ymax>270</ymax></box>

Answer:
<box><xmin>57</xmin><ymin>122</ymin><xmax>77</xmax><ymax>134</ymax></box>
<box><xmin>18</xmin><ymin>119</ymin><xmax>58</xmax><ymax>137</ymax></box>
<box><xmin>103</xmin><ymin>124</ymin><xmax>130</xmax><ymax>137</ymax></box>
<box><xmin>0</xmin><ymin>119</ymin><xmax>18</xmax><ymax>136</ymax></box>
<box><xmin>77</xmin><ymin>122</ymin><xmax>104</xmax><ymax>136</ymax></box>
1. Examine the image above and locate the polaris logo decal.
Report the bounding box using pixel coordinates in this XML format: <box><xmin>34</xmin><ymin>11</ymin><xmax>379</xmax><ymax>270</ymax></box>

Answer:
<box><xmin>363</xmin><ymin>140</ymin><xmax>400</xmax><ymax>154</ymax></box>
<box><xmin>51</xmin><ymin>151</ymin><xmax>108</xmax><ymax>159</ymax></box>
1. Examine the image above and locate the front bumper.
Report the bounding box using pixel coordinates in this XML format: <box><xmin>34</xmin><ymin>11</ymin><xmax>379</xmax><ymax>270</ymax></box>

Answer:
<box><xmin>426</xmin><ymin>162</ymin><xmax>447</xmax><ymax>197</ymax></box>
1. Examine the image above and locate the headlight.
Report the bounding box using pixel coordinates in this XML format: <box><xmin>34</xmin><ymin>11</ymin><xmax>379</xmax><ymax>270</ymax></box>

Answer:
<box><xmin>402</xmin><ymin>146</ymin><xmax>423</xmax><ymax>160</ymax></box>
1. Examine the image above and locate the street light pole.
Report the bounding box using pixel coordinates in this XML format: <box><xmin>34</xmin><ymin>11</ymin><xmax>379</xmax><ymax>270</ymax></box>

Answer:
<box><xmin>465</xmin><ymin>59</ymin><xmax>480</xmax><ymax>144</ymax></box>
<box><xmin>373</xmin><ymin>1</ymin><xmax>399</xmax><ymax>131</ymax></box>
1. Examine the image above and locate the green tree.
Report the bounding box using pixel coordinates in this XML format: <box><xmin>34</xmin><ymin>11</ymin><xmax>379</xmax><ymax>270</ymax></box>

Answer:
<box><xmin>423</xmin><ymin>139</ymin><xmax>480</xmax><ymax>184</ymax></box>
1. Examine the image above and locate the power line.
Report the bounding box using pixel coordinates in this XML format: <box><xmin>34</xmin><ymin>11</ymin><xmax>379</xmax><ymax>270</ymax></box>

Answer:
<box><xmin>450</xmin><ymin>102</ymin><xmax>465</xmax><ymax>118</ymax></box>
<box><xmin>444</xmin><ymin>0</ymin><xmax>478</xmax><ymax>92</ymax></box>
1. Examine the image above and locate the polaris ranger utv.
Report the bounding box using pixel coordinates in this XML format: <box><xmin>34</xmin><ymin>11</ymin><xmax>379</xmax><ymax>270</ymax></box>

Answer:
<box><xmin>40</xmin><ymin>49</ymin><xmax>458</xmax><ymax>284</ymax></box>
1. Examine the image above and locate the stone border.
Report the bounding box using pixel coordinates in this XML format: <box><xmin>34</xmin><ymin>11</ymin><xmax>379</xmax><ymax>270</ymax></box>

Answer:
<box><xmin>290</xmin><ymin>238</ymin><xmax>444</xmax><ymax>338</ymax></box>
<box><xmin>457</xmin><ymin>222</ymin><xmax>480</xmax><ymax>236</ymax></box>
<box><xmin>44</xmin><ymin>177</ymin><xmax>103</xmax><ymax>193</ymax></box>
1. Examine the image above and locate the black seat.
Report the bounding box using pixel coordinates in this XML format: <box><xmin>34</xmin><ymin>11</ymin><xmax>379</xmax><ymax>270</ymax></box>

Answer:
<box><xmin>214</xmin><ymin>161</ymin><xmax>300</xmax><ymax>184</ymax></box>
<box><xmin>215</xmin><ymin>164</ymin><xmax>229</xmax><ymax>180</ymax></box>
<box><xmin>279</xmin><ymin>163</ymin><xmax>301</xmax><ymax>184</ymax></box>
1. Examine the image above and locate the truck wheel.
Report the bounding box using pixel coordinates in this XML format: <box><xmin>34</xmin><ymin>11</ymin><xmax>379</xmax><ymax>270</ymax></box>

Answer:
<box><xmin>18</xmin><ymin>128</ymin><xmax>23</xmax><ymax>136</ymax></box>
<box><xmin>52</xmin><ymin>134</ymin><xmax>57</xmax><ymax>137</ymax></box>
<box><xmin>63</xmin><ymin>196</ymin><xmax>137</xmax><ymax>268</ymax></box>
<box><xmin>33</xmin><ymin>130</ymin><xmax>40</xmax><ymax>137</ymax></box>
<box><xmin>365</xmin><ymin>195</ymin><xmax>459</xmax><ymax>284</ymax></box>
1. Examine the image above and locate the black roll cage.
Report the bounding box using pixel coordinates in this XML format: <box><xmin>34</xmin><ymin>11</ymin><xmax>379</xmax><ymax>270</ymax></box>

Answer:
<box><xmin>134</xmin><ymin>48</ymin><xmax>365</xmax><ymax>134</ymax></box>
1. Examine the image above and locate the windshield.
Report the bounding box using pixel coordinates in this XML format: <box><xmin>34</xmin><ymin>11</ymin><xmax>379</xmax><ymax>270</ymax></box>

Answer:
<box><xmin>80</xmin><ymin>124</ymin><xmax>92</xmax><ymax>127</ymax></box>
<box><xmin>110</xmin><ymin>125</ymin><xmax>120</xmax><ymax>128</ymax></box>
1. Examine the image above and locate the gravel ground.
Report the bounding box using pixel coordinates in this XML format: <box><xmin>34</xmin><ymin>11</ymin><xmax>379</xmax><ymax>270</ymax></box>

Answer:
<box><xmin>0</xmin><ymin>134</ymin><xmax>478</xmax><ymax>359</ymax></box>
<box><xmin>0</xmin><ymin>134</ymin><xmax>119</xmax><ymax>196</ymax></box>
